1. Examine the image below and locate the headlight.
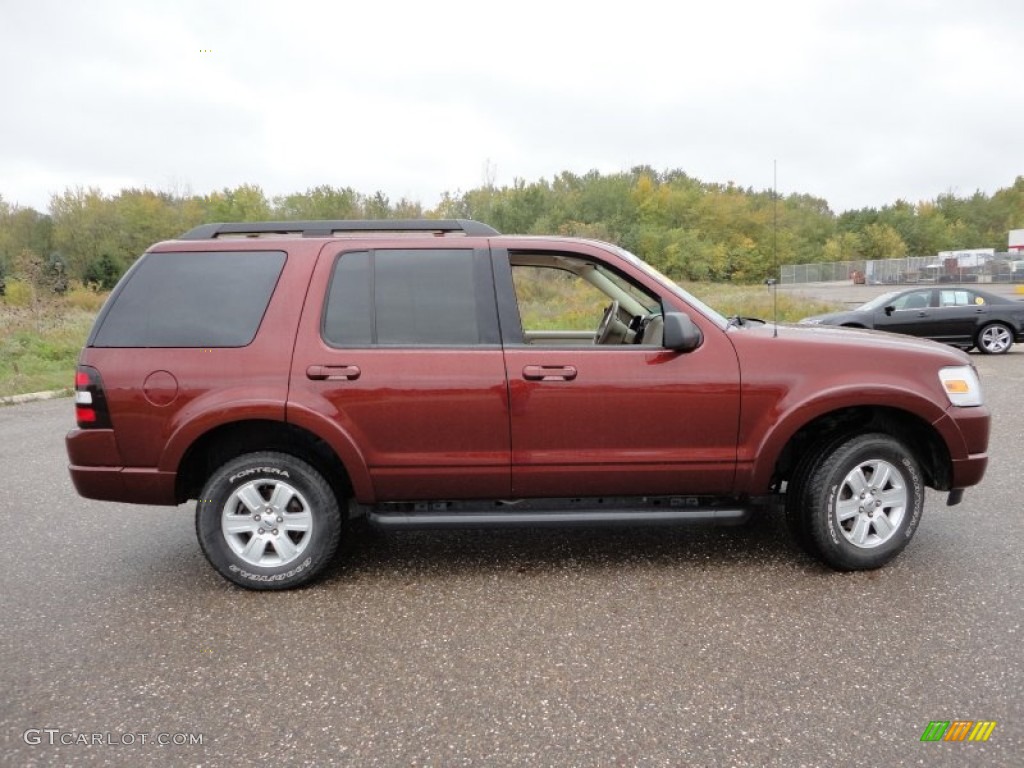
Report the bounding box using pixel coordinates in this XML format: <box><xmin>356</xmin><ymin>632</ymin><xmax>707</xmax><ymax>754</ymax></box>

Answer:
<box><xmin>799</xmin><ymin>318</ymin><xmax>822</xmax><ymax>325</ymax></box>
<box><xmin>938</xmin><ymin>365</ymin><xmax>984</xmax><ymax>407</ymax></box>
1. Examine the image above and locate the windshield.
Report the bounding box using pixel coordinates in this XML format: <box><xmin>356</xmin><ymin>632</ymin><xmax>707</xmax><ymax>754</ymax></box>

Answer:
<box><xmin>857</xmin><ymin>291</ymin><xmax>903</xmax><ymax>311</ymax></box>
<box><xmin>610</xmin><ymin>245</ymin><xmax>730</xmax><ymax>328</ymax></box>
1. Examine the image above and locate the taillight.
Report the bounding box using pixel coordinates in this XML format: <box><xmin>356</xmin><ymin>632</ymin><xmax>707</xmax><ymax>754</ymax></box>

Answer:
<box><xmin>74</xmin><ymin>365</ymin><xmax>112</xmax><ymax>428</ymax></box>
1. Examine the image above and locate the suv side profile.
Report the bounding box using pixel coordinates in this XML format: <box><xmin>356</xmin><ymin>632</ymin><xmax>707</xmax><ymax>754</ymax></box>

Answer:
<box><xmin>66</xmin><ymin>219</ymin><xmax>990</xmax><ymax>589</ymax></box>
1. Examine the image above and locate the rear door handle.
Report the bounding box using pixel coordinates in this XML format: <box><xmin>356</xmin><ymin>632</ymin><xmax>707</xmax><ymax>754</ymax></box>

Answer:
<box><xmin>523</xmin><ymin>365</ymin><xmax>577</xmax><ymax>381</ymax></box>
<box><xmin>306</xmin><ymin>364</ymin><xmax>361</xmax><ymax>381</ymax></box>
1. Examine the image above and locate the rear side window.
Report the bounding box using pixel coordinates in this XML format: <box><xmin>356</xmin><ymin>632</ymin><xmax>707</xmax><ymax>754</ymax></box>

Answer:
<box><xmin>323</xmin><ymin>248</ymin><xmax>498</xmax><ymax>346</ymax></box>
<box><xmin>91</xmin><ymin>251</ymin><xmax>286</xmax><ymax>347</ymax></box>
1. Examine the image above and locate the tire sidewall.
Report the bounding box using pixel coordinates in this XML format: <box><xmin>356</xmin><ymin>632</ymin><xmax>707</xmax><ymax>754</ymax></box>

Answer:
<box><xmin>811</xmin><ymin>435</ymin><xmax>924</xmax><ymax>570</ymax></box>
<box><xmin>196</xmin><ymin>453</ymin><xmax>341</xmax><ymax>589</ymax></box>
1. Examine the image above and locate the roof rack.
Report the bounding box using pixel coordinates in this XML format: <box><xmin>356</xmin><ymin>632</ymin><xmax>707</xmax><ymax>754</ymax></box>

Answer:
<box><xmin>179</xmin><ymin>219</ymin><xmax>500</xmax><ymax>240</ymax></box>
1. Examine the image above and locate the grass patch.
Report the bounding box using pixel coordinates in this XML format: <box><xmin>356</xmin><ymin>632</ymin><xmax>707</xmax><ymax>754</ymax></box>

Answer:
<box><xmin>683</xmin><ymin>282</ymin><xmax>843</xmax><ymax>323</ymax></box>
<box><xmin>0</xmin><ymin>290</ymin><xmax>107</xmax><ymax>398</ymax></box>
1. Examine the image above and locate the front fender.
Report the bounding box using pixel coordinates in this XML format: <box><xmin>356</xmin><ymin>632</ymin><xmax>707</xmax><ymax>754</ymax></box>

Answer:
<box><xmin>738</xmin><ymin>381</ymin><xmax>949</xmax><ymax>494</ymax></box>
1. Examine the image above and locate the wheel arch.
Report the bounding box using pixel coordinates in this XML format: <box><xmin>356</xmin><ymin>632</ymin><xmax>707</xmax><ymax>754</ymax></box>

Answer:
<box><xmin>765</xmin><ymin>406</ymin><xmax>953</xmax><ymax>493</ymax></box>
<box><xmin>175</xmin><ymin>420</ymin><xmax>358</xmax><ymax>506</ymax></box>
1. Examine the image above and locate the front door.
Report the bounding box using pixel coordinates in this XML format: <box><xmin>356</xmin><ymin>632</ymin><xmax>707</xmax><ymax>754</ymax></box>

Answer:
<box><xmin>496</xmin><ymin>247</ymin><xmax>741</xmax><ymax>498</ymax></box>
<box><xmin>874</xmin><ymin>288</ymin><xmax>935</xmax><ymax>337</ymax></box>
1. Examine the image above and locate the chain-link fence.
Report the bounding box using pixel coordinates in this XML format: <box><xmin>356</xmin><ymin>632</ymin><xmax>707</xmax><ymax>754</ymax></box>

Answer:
<box><xmin>781</xmin><ymin>253</ymin><xmax>1024</xmax><ymax>285</ymax></box>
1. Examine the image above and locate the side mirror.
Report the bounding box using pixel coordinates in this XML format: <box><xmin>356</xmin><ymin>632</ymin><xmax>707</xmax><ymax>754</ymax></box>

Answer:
<box><xmin>662</xmin><ymin>311</ymin><xmax>703</xmax><ymax>352</ymax></box>
<box><xmin>884</xmin><ymin>305</ymin><xmax>895</xmax><ymax>316</ymax></box>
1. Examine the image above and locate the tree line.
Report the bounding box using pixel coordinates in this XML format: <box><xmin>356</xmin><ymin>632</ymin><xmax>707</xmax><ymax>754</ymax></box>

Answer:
<box><xmin>1</xmin><ymin>169</ymin><xmax>1022</xmax><ymax>294</ymax></box>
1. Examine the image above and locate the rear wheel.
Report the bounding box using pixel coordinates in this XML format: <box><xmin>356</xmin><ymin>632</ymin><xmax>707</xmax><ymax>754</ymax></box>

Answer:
<box><xmin>976</xmin><ymin>322</ymin><xmax>1013</xmax><ymax>354</ymax></box>
<box><xmin>788</xmin><ymin>433</ymin><xmax>923</xmax><ymax>570</ymax></box>
<box><xmin>196</xmin><ymin>451</ymin><xmax>342</xmax><ymax>589</ymax></box>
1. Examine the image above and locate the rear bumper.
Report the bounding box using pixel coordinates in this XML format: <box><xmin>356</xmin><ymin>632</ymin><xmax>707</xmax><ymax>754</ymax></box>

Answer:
<box><xmin>68</xmin><ymin>465</ymin><xmax>178</xmax><ymax>505</ymax></box>
<box><xmin>67</xmin><ymin>428</ymin><xmax>178</xmax><ymax>505</ymax></box>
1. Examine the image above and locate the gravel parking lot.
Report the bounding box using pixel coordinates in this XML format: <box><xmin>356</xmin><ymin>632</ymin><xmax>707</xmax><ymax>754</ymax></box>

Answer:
<box><xmin>2</xmin><ymin>347</ymin><xmax>1021</xmax><ymax>767</ymax></box>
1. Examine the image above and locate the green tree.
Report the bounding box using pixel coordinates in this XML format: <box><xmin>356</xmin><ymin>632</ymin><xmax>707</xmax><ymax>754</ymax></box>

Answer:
<box><xmin>861</xmin><ymin>223</ymin><xmax>908</xmax><ymax>260</ymax></box>
<box><xmin>204</xmin><ymin>184</ymin><xmax>271</xmax><ymax>222</ymax></box>
<box><xmin>274</xmin><ymin>185</ymin><xmax>360</xmax><ymax>220</ymax></box>
<box><xmin>822</xmin><ymin>232</ymin><xmax>863</xmax><ymax>261</ymax></box>
<box><xmin>83</xmin><ymin>253</ymin><xmax>122</xmax><ymax>291</ymax></box>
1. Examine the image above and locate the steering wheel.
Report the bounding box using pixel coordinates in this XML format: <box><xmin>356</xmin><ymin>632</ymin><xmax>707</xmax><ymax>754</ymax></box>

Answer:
<box><xmin>594</xmin><ymin>300</ymin><xmax>620</xmax><ymax>345</ymax></box>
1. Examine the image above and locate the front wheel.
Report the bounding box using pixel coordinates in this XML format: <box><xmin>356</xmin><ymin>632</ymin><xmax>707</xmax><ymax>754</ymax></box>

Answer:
<box><xmin>790</xmin><ymin>433</ymin><xmax>924</xmax><ymax>570</ymax></box>
<box><xmin>196</xmin><ymin>452</ymin><xmax>342</xmax><ymax>589</ymax></box>
<box><xmin>976</xmin><ymin>322</ymin><xmax>1013</xmax><ymax>354</ymax></box>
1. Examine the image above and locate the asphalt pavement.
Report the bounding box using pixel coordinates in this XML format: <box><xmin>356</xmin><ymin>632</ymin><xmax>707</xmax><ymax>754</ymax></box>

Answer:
<box><xmin>1</xmin><ymin>350</ymin><xmax>1022</xmax><ymax>767</ymax></box>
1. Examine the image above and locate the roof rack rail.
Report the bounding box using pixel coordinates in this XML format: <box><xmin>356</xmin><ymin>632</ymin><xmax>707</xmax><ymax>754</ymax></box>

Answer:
<box><xmin>179</xmin><ymin>219</ymin><xmax>500</xmax><ymax>240</ymax></box>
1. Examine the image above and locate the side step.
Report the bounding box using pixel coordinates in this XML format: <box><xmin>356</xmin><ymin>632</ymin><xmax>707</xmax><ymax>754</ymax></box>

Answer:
<box><xmin>363</xmin><ymin>497</ymin><xmax>751</xmax><ymax>530</ymax></box>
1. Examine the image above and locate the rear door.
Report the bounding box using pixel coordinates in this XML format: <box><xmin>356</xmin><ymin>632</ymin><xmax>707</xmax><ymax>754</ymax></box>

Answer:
<box><xmin>289</xmin><ymin>244</ymin><xmax>511</xmax><ymax>501</ymax></box>
<box><xmin>930</xmin><ymin>288</ymin><xmax>988</xmax><ymax>345</ymax></box>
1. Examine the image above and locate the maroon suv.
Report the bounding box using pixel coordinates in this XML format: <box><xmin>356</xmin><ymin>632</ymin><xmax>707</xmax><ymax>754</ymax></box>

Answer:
<box><xmin>66</xmin><ymin>219</ymin><xmax>990</xmax><ymax>589</ymax></box>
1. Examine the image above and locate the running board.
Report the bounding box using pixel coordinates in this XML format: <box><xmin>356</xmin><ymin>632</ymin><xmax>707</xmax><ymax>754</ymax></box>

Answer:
<box><xmin>363</xmin><ymin>497</ymin><xmax>750</xmax><ymax>530</ymax></box>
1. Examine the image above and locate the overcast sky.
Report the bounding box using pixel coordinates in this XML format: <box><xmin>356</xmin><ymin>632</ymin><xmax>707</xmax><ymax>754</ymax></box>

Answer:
<box><xmin>1</xmin><ymin>0</ymin><xmax>1021</xmax><ymax>215</ymax></box>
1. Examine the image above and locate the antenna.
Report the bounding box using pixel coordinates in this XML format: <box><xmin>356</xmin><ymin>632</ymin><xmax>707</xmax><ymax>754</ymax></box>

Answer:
<box><xmin>767</xmin><ymin>160</ymin><xmax>779</xmax><ymax>337</ymax></box>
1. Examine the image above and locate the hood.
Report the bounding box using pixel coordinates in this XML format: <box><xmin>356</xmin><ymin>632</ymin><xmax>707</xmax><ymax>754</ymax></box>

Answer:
<box><xmin>730</xmin><ymin>321</ymin><xmax>971</xmax><ymax>365</ymax></box>
<box><xmin>799</xmin><ymin>310</ymin><xmax>864</xmax><ymax>325</ymax></box>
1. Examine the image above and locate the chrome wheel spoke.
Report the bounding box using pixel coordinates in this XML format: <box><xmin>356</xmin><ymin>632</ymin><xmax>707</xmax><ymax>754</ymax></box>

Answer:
<box><xmin>273</xmin><ymin>533</ymin><xmax>298</xmax><ymax>561</ymax></box>
<box><xmin>836</xmin><ymin>497</ymin><xmax>861</xmax><ymax>522</ymax></box>
<box><xmin>241</xmin><ymin>534</ymin><xmax>269</xmax><ymax>562</ymax></box>
<box><xmin>878</xmin><ymin>487</ymin><xmax>905</xmax><ymax>506</ymax></box>
<box><xmin>871</xmin><ymin>462</ymin><xmax>893</xmax><ymax>491</ymax></box>
<box><xmin>872</xmin><ymin>512</ymin><xmax>894</xmax><ymax>539</ymax></box>
<box><xmin>282</xmin><ymin>509</ymin><xmax>313</xmax><ymax>532</ymax></box>
<box><xmin>223</xmin><ymin>516</ymin><xmax>259</xmax><ymax>535</ymax></box>
<box><xmin>235</xmin><ymin>484</ymin><xmax>266</xmax><ymax>514</ymax></box>
<box><xmin>267</xmin><ymin>482</ymin><xmax>295</xmax><ymax>513</ymax></box>
<box><xmin>845</xmin><ymin>467</ymin><xmax>870</xmax><ymax>497</ymax></box>
<box><xmin>849</xmin><ymin>515</ymin><xmax>871</xmax><ymax>547</ymax></box>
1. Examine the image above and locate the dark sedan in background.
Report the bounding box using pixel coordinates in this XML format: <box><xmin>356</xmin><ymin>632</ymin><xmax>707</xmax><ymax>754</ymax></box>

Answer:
<box><xmin>800</xmin><ymin>286</ymin><xmax>1024</xmax><ymax>354</ymax></box>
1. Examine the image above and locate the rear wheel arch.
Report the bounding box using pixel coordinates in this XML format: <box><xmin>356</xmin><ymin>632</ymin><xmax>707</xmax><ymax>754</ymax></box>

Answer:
<box><xmin>175</xmin><ymin>420</ymin><xmax>355</xmax><ymax>507</ymax></box>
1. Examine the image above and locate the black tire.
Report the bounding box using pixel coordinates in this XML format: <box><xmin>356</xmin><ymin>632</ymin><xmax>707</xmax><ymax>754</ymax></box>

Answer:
<box><xmin>196</xmin><ymin>451</ymin><xmax>342</xmax><ymax>590</ymax></box>
<box><xmin>784</xmin><ymin>431</ymin><xmax>852</xmax><ymax>553</ymax></box>
<box><xmin>976</xmin><ymin>322</ymin><xmax>1013</xmax><ymax>355</ymax></box>
<box><xmin>796</xmin><ymin>433</ymin><xmax>923</xmax><ymax>570</ymax></box>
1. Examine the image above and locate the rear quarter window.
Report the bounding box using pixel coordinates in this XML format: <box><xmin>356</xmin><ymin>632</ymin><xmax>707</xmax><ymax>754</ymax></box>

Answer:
<box><xmin>90</xmin><ymin>250</ymin><xmax>286</xmax><ymax>347</ymax></box>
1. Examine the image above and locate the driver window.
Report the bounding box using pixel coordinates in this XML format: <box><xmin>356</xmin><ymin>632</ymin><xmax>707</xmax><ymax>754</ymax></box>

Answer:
<box><xmin>509</xmin><ymin>253</ymin><xmax>661</xmax><ymax>346</ymax></box>
<box><xmin>512</xmin><ymin>266</ymin><xmax>608</xmax><ymax>333</ymax></box>
<box><xmin>892</xmin><ymin>290</ymin><xmax>932</xmax><ymax>310</ymax></box>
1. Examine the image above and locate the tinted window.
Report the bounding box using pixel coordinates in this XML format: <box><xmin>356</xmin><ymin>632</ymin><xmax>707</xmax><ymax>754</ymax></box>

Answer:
<box><xmin>91</xmin><ymin>251</ymin><xmax>285</xmax><ymax>347</ymax></box>
<box><xmin>323</xmin><ymin>251</ymin><xmax>373</xmax><ymax>345</ymax></box>
<box><xmin>323</xmin><ymin>249</ymin><xmax>497</xmax><ymax>346</ymax></box>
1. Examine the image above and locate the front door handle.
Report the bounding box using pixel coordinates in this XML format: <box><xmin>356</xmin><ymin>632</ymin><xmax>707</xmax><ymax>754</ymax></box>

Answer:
<box><xmin>306</xmin><ymin>364</ymin><xmax>361</xmax><ymax>381</ymax></box>
<box><xmin>523</xmin><ymin>365</ymin><xmax>577</xmax><ymax>381</ymax></box>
